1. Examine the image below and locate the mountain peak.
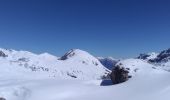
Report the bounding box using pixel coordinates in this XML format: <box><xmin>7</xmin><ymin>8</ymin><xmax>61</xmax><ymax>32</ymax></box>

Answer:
<box><xmin>152</xmin><ymin>48</ymin><xmax>170</xmax><ymax>63</ymax></box>
<box><xmin>137</xmin><ymin>52</ymin><xmax>158</xmax><ymax>60</ymax></box>
<box><xmin>59</xmin><ymin>49</ymin><xmax>93</xmax><ymax>60</ymax></box>
<box><xmin>137</xmin><ymin>48</ymin><xmax>170</xmax><ymax>64</ymax></box>
<box><xmin>0</xmin><ymin>47</ymin><xmax>109</xmax><ymax>79</ymax></box>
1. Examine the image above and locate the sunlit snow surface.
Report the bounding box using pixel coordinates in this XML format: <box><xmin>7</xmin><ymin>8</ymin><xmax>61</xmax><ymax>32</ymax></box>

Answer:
<box><xmin>0</xmin><ymin>59</ymin><xmax>170</xmax><ymax>100</ymax></box>
<box><xmin>0</xmin><ymin>73</ymin><xmax>170</xmax><ymax>100</ymax></box>
<box><xmin>0</xmin><ymin>48</ymin><xmax>170</xmax><ymax>100</ymax></box>
<box><xmin>0</xmin><ymin>48</ymin><xmax>109</xmax><ymax>80</ymax></box>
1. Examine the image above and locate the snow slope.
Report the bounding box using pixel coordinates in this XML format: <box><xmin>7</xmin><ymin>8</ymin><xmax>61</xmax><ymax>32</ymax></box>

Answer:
<box><xmin>116</xmin><ymin>58</ymin><xmax>164</xmax><ymax>76</ymax></box>
<box><xmin>0</xmin><ymin>48</ymin><xmax>170</xmax><ymax>100</ymax></box>
<box><xmin>0</xmin><ymin>48</ymin><xmax>109</xmax><ymax>80</ymax></box>
<box><xmin>0</xmin><ymin>59</ymin><xmax>170</xmax><ymax>100</ymax></box>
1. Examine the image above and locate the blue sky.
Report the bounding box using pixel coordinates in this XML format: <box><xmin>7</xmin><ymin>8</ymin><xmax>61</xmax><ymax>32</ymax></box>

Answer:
<box><xmin>0</xmin><ymin>0</ymin><xmax>170</xmax><ymax>58</ymax></box>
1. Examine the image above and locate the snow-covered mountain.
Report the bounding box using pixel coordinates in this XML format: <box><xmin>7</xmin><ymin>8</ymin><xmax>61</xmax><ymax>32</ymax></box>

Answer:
<box><xmin>1</xmin><ymin>48</ymin><xmax>170</xmax><ymax>100</ymax></box>
<box><xmin>116</xmin><ymin>58</ymin><xmax>164</xmax><ymax>76</ymax></box>
<box><xmin>97</xmin><ymin>57</ymin><xmax>119</xmax><ymax>70</ymax></box>
<box><xmin>137</xmin><ymin>48</ymin><xmax>170</xmax><ymax>71</ymax></box>
<box><xmin>0</xmin><ymin>48</ymin><xmax>109</xmax><ymax>80</ymax></box>
<box><xmin>137</xmin><ymin>52</ymin><xmax>158</xmax><ymax>61</ymax></box>
<box><xmin>1</xmin><ymin>58</ymin><xmax>169</xmax><ymax>100</ymax></box>
<box><xmin>149</xmin><ymin>48</ymin><xmax>170</xmax><ymax>63</ymax></box>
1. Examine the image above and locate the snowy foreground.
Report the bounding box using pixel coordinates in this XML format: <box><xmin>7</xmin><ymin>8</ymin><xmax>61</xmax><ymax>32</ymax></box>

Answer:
<box><xmin>1</xmin><ymin>48</ymin><xmax>170</xmax><ymax>100</ymax></box>
<box><xmin>1</xmin><ymin>59</ymin><xmax>170</xmax><ymax>100</ymax></box>
<box><xmin>0</xmin><ymin>72</ymin><xmax>170</xmax><ymax>100</ymax></box>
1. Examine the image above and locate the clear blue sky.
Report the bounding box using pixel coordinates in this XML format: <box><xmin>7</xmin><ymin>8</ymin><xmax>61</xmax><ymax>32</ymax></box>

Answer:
<box><xmin>0</xmin><ymin>0</ymin><xmax>170</xmax><ymax>58</ymax></box>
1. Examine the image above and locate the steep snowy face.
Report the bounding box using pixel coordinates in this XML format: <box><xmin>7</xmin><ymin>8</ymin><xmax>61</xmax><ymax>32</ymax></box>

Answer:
<box><xmin>97</xmin><ymin>57</ymin><xmax>118</xmax><ymax>70</ymax></box>
<box><xmin>151</xmin><ymin>49</ymin><xmax>170</xmax><ymax>71</ymax></box>
<box><xmin>137</xmin><ymin>48</ymin><xmax>170</xmax><ymax>64</ymax></box>
<box><xmin>0</xmin><ymin>48</ymin><xmax>109</xmax><ymax>80</ymax></box>
<box><xmin>149</xmin><ymin>48</ymin><xmax>170</xmax><ymax>63</ymax></box>
<box><xmin>137</xmin><ymin>48</ymin><xmax>170</xmax><ymax>71</ymax></box>
<box><xmin>137</xmin><ymin>52</ymin><xmax>158</xmax><ymax>61</ymax></box>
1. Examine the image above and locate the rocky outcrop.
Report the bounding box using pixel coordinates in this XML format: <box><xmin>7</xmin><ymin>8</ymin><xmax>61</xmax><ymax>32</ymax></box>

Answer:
<box><xmin>110</xmin><ymin>64</ymin><xmax>131</xmax><ymax>84</ymax></box>
<box><xmin>59</xmin><ymin>49</ymin><xmax>76</xmax><ymax>60</ymax></box>
<box><xmin>149</xmin><ymin>48</ymin><xmax>170</xmax><ymax>63</ymax></box>
<box><xmin>0</xmin><ymin>51</ymin><xmax>7</xmax><ymax>57</ymax></box>
<box><xmin>137</xmin><ymin>53</ymin><xmax>150</xmax><ymax>60</ymax></box>
<box><xmin>0</xmin><ymin>97</ymin><xmax>6</xmax><ymax>100</ymax></box>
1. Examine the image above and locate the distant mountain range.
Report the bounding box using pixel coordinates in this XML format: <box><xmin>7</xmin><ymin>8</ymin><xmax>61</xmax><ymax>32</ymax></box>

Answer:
<box><xmin>0</xmin><ymin>47</ymin><xmax>170</xmax><ymax>80</ymax></box>
<box><xmin>1</xmin><ymin>47</ymin><xmax>170</xmax><ymax>100</ymax></box>
<box><xmin>137</xmin><ymin>48</ymin><xmax>170</xmax><ymax>71</ymax></box>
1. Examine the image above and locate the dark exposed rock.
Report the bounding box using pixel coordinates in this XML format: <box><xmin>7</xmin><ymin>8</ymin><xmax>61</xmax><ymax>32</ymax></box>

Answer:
<box><xmin>0</xmin><ymin>51</ymin><xmax>7</xmax><ymax>57</ymax></box>
<box><xmin>67</xmin><ymin>72</ymin><xmax>77</xmax><ymax>78</ymax></box>
<box><xmin>149</xmin><ymin>48</ymin><xmax>170</xmax><ymax>63</ymax></box>
<box><xmin>0</xmin><ymin>97</ymin><xmax>6</xmax><ymax>100</ymax></box>
<box><xmin>101</xmin><ymin>73</ymin><xmax>110</xmax><ymax>80</ymax></box>
<box><xmin>59</xmin><ymin>49</ymin><xmax>75</xmax><ymax>60</ymax></box>
<box><xmin>110</xmin><ymin>64</ymin><xmax>131</xmax><ymax>84</ymax></box>
<box><xmin>18</xmin><ymin>57</ymin><xmax>29</xmax><ymax>62</ymax></box>
<box><xmin>137</xmin><ymin>53</ymin><xmax>150</xmax><ymax>60</ymax></box>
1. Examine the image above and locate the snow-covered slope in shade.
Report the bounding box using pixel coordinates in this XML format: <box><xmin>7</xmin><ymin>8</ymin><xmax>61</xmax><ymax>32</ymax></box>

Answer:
<box><xmin>97</xmin><ymin>57</ymin><xmax>119</xmax><ymax>70</ymax></box>
<box><xmin>0</xmin><ymin>48</ymin><xmax>109</xmax><ymax>80</ymax></box>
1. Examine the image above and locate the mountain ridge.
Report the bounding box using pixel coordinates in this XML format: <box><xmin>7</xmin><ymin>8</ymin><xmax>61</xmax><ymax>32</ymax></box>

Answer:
<box><xmin>0</xmin><ymin>48</ymin><xmax>110</xmax><ymax>80</ymax></box>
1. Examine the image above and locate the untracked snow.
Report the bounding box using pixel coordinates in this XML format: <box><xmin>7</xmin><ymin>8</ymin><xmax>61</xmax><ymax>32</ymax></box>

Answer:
<box><xmin>0</xmin><ymin>58</ymin><xmax>170</xmax><ymax>100</ymax></box>
<box><xmin>0</xmin><ymin>48</ymin><xmax>170</xmax><ymax>100</ymax></box>
<box><xmin>0</xmin><ymin>48</ymin><xmax>109</xmax><ymax>80</ymax></box>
